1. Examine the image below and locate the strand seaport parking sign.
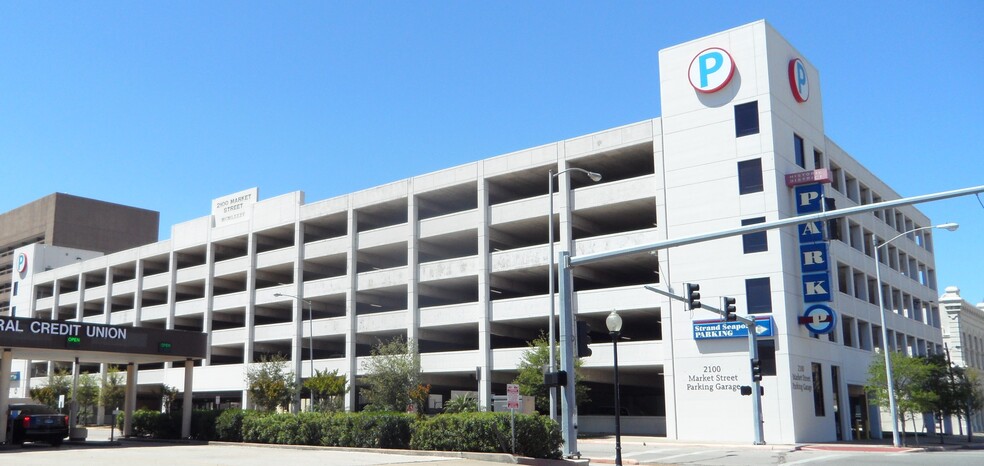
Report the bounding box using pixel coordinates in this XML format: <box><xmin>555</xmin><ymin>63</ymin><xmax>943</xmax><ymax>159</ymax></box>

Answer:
<box><xmin>693</xmin><ymin>316</ymin><xmax>774</xmax><ymax>340</ymax></box>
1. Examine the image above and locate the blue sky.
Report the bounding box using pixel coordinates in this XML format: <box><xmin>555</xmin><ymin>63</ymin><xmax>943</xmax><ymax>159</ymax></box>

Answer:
<box><xmin>3</xmin><ymin>2</ymin><xmax>982</xmax><ymax>303</ymax></box>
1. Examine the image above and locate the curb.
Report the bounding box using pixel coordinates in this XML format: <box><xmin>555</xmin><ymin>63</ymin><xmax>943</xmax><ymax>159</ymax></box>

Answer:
<box><xmin>211</xmin><ymin>441</ymin><xmax>586</xmax><ymax>465</ymax></box>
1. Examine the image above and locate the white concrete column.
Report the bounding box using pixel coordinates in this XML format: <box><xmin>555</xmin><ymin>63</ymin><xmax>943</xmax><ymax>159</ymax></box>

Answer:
<box><xmin>134</xmin><ymin>260</ymin><xmax>144</xmax><ymax>327</ymax></box>
<box><xmin>181</xmin><ymin>359</ymin><xmax>194</xmax><ymax>439</ymax></box>
<box><xmin>44</xmin><ymin>280</ymin><xmax>62</xmax><ymax>384</ymax></box>
<box><xmin>407</xmin><ymin>181</ymin><xmax>420</xmax><ymax>347</ymax></box>
<box><xmin>203</xmin><ymin>230</ymin><xmax>216</xmax><ymax>367</ymax></box>
<box><xmin>344</xmin><ymin>205</ymin><xmax>358</xmax><ymax>411</ymax></box>
<box><xmin>649</xmin><ymin>118</ymin><xmax>679</xmax><ymax>439</ymax></box>
<box><xmin>242</xmin><ymin>229</ymin><xmax>258</xmax><ymax>408</ymax></box>
<box><xmin>1</xmin><ymin>349</ymin><xmax>12</xmax><ymax>444</ymax></box>
<box><xmin>123</xmin><ymin>363</ymin><xmax>137</xmax><ymax>437</ymax></box>
<box><xmin>103</xmin><ymin>266</ymin><xmax>114</xmax><ymax>323</ymax></box>
<box><xmin>96</xmin><ymin>363</ymin><xmax>108</xmax><ymax>425</ymax></box>
<box><xmin>166</xmin><ymin>250</ymin><xmax>177</xmax><ymax>331</ymax></box>
<box><xmin>476</xmin><ymin>173</ymin><xmax>492</xmax><ymax>409</ymax></box>
<box><xmin>290</xmin><ymin>213</ymin><xmax>304</xmax><ymax>412</ymax></box>
<box><xmin>75</xmin><ymin>270</ymin><xmax>85</xmax><ymax>320</ymax></box>
<box><xmin>95</xmin><ymin>267</ymin><xmax>115</xmax><ymax>425</ymax></box>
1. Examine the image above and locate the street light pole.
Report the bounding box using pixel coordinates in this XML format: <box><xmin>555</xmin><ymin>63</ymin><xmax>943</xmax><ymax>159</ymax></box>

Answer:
<box><xmin>606</xmin><ymin>310</ymin><xmax>623</xmax><ymax>466</ymax></box>
<box><xmin>274</xmin><ymin>292</ymin><xmax>315</xmax><ymax>410</ymax></box>
<box><xmin>874</xmin><ymin>222</ymin><xmax>958</xmax><ymax>447</ymax></box>
<box><xmin>548</xmin><ymin>167</ymin><xmax>601</xmax><ymax>421</ymax></box>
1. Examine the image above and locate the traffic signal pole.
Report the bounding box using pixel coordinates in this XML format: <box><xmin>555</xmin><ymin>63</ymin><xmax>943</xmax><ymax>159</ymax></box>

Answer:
<box><xmin>558</xmin><ymin>250</ymin><xmax>578</xmax><ymax>458</ymax></box>
<box><xmin>747</xmin><ymin>321</ymin><xmax>764</xmax><ymax>445</ymax></box>
<box><xmin>646</xmin><ymin>285</ymin><xmax>766</xmax><ymax>444</ymax></box>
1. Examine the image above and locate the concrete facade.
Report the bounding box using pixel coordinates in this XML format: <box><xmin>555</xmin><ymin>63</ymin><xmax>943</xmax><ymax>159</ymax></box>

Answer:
<box><xmin>0</xmin><ymin>193</ymin><xmax>159</xmax><ymax>315</ymax></box>
<box><xmin>940</xmin><ymin>286</ymin><xmax>984</xmax><ymax>433</ymax></box>
<box><xmin>9</xmin><ymin>21</ymin><xmax>949</xmax><ymax>444</ymax></box>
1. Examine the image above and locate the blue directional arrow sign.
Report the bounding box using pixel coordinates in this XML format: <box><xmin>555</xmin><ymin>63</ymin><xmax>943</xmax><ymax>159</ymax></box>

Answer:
<box><xmin>693</xmin><ymin>316</ymin><xmax>774</xmax><ymax>340</ymax></box>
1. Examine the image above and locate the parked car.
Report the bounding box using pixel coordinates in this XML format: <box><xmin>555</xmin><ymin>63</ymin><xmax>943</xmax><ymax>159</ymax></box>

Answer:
<box><xmin>6</xmin><ymin>403</ymin><xmax>69</xmax><ymax>446</ymax></box>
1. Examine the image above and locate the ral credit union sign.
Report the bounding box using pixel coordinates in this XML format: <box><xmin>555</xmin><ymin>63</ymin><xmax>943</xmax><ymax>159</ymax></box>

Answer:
<box><xmin>689</xmin><ymin>47</ymin><xmax>735</xmax><ymax>93</ymax></box>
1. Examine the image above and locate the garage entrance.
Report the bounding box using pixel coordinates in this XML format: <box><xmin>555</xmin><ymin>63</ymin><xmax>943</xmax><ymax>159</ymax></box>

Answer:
<box><xmin>1</xmin><ymin>316</ymin><xmax>206</xmax><ymax>444</ymax></box>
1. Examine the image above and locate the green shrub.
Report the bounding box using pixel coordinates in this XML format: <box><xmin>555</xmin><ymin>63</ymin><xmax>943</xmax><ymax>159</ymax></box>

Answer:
<box><xmin>235</xmin><ymin>411</ymin><xmax>413</xmax><ymax>449</ymax></box>
<box><xmin>411</xmin><ymin>412</ymin><xmax>561</xmax><ymax>459</ymax></box>
<box><xmin>341</xmin><ymin>412</ymin><xmax>414</xmax><ymax>449</ymax></box>
<box><xmin>215</xmin><ymin>409</ymin><xmax>248</xmax><ymax>441</ymax></box>
<box><xmin>211</xmin><ymin>409</ymin><xmax>560</xmax><ymax>459</ymax></box>
<box><xmin>122</xmin><ymin>409</ymin><xmax>222</xmax><ymax>440</ymax></box>
<box><xmin>130</xmin><ymin>409</ymin><xmax>176</xmax><ymax>438</ymax></box>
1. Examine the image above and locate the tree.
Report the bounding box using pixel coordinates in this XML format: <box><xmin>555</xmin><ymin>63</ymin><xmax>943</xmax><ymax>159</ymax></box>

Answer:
<box><xmin>513</xmin><ymin>333</ymin><xmax>589</xmax><ymax>415</ymax></box>
<box><xmin>100</xmin><ymin>366</ymin><xmax>126</xmax><ymax>414</ymax></box>
<box><xmin>955</xmin><ymin>367</ymin><xmax>984</xmax><ymax>442</ymax></box>
<box><xmin>866</xmin><ymin>352</ymin><xmax>935</xmax><ymax>445</ymax></box>
<box><xmin>303</xmin><ymin>368</ymin><xmax>348</xmax><ymax>412</ymax></box>
<box><xmin>245</xmin><ymin>354</ymin><xmax>298</xmax><ymax>412</ymax></box>
<box><xmin>360</xmin><ymin>337</ymin><xmax>421</xmax><ymax>412</ymax></box>
<box><xmin>160</xmin><ymin>384</ymin><xmax>179</xmax><ymax>413</ymax></box>
<box><xmin>76</xmin><ymin>374</ymin><xmax>100</xmax><ymax>425</ymax></box>
<box><xmin>30</xmin><ymin>369</ymin><xmax>72</xmax><ymax>409</ymax></box>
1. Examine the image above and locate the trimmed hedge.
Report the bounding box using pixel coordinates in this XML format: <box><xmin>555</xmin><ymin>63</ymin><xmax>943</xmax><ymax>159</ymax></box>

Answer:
<box><xmin>123</xmin><ymin>409</ymin><xmax>221</xmax><ymax>440</ymax></box>
<box><xmin>124</xmin><ymin>409</ymin><xmax>561</xmax><ymax>459</ymax></box>
<box><xmin>215</xmin><ymin>408</ymin><xmax>253</xmax><ymax>442</ymax></box>
<box><xmin>240</xmin><ymin>411</ymin><xmax>414</xmax><ymax>448</ymax></box>
<box><xmin>411</xmin><ymin>412</ymin><xmax>562</xmax><ymax>459</ymax></box>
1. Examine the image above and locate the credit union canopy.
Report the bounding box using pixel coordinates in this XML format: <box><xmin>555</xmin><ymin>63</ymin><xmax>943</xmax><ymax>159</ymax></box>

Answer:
<box><xmin>0</xmin><ymin>316</ymin><xmax>206</xmax><ymax>364</ymax></box>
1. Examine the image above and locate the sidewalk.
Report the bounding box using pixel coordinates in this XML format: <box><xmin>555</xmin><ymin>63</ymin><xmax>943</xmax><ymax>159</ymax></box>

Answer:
<box><xmin>579</xmin><ymin>432</ymin><xmax>984</xmax><ymax>454</ymax></box>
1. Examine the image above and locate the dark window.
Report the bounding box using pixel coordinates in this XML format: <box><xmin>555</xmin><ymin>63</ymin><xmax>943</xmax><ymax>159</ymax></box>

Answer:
<box><xmin>746</xmin><ymin>277</ymin><xmax>772</xmax><ymax>314</ymax></box>
<box><xmin>741</xmin><ymin>217</ymin><xmax>768</xmax><ymax>253</ymax></box>
<box><xmin>12</xmin><ymin>281</ymin><xmax>17</xmax><ymax>296</ymax></box>
<box><xmin>757</xmin><ymin>339</ymin><xmax>777</xmax><ymax>376</ymax></box>
<box><xmin>735</xmin><ymin>101</ymin><xmax>759</xmax><ymax>137</ymax></box>
<box><xmin>738</xmin><ymin>158</ymin><xmax>764</xmax><ymax>194</ymax></box>
<box><xmin>813</xmin><ymin>149</ymin><xmax>824</xmax><ymax>170</ymax></box>
<box><xmin>812</xmin><ymin>362</ymin><xmax>826</xmax><ymax>416</ymax></box>
<box><xmin>794</xmin><ymin>134</ymin><xmax>805</xmax><ymax>168</ymax></box>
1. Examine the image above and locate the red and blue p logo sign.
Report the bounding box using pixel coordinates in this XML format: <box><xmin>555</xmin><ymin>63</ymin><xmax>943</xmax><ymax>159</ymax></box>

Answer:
<box><xmin>788</xmin><ymin>58</ymin><xmax>809</xmax><ymax>103</ymax></box>
<box><xmin>688</xmin><ymin>47</ymin><xmax>735</xmax><ymax>93</ymax></box>
<box><xmin>16</xmin><ymin>252</ymin><xmax>28</xmax><ymax>273</ymax></box>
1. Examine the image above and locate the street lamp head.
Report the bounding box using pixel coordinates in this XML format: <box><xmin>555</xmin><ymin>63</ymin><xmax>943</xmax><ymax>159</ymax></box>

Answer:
<box><xmin>935</xmin><ymin>222</ymin><xmax>959</xmax><ymax>232</ymax></box>
<box><xmin>606</xmin><ymin>310</ymin><xmax>623</xmax><ymax>333</ymax></box>
<box><xmin>274</xmin><ymin>293</ymin><xmax>284</xmax><ymax>297</ymax></box>
<box><xmin>586</xmin><ymin>171</ymin><xmax>603</xmax><ymax>182</ymax></box>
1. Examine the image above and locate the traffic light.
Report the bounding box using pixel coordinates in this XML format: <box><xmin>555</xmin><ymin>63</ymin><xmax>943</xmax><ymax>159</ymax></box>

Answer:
<box><xmin>751</xmin><ymin>358</ymin><xmax>762</xmax><ymax>382</ymax></box>
<box><xmin>576</xmin><ymin>320</ymin><xmax>593</xmax><ymax>357</ymax></box>
<box><xmin>544</xmin><ymin>370</ymin><xmax>568</xmax><ymax>387</ymax></box>
<box><xmin>723</xmin><ymin>297</ymin><xmax>737</xmax><ymax>322</ymax></box>
<box><xmin>685</xmin><ymin>283</ymin><xmax>701</xmax><ymax>310</ymax></box>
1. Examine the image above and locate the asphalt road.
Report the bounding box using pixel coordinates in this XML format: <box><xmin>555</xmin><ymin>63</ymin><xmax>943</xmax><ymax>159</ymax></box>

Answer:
<box><xmin>0</xmin><ymin>442</ymin><xmax>498</xmax><ymax>466</ymax></box>
<box><xmin>576</xmin><ymin>437</ymin><xmax>984</xmax><ymax>465</ymax></box>
<box><xmin>4</xmin><ymin>428</ymin><xmax>982</xmax><ymax>466</ymax></box>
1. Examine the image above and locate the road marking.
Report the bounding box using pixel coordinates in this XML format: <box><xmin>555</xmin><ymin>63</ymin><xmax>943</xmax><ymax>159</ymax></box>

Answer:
<box><xmin>782</xmin><ymin>453</ymin><xmax>848</xmax><ymax>465</ymax></box>
<box><xmin>649</xmin><ymin>450</ymin><xmax>712</xmax><ymax>462</ymax></box>
<box><xmin>624</xmin><ymin>448</ymin><xmax>676</xmax><ymax>458</ymax></box>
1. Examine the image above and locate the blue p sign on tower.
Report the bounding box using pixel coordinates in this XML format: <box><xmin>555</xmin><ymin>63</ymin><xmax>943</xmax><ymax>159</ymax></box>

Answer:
<box><xmin>689</xmin><ymin>47</ymin><xmax>735</xmax><ymax>93</ymax></box>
